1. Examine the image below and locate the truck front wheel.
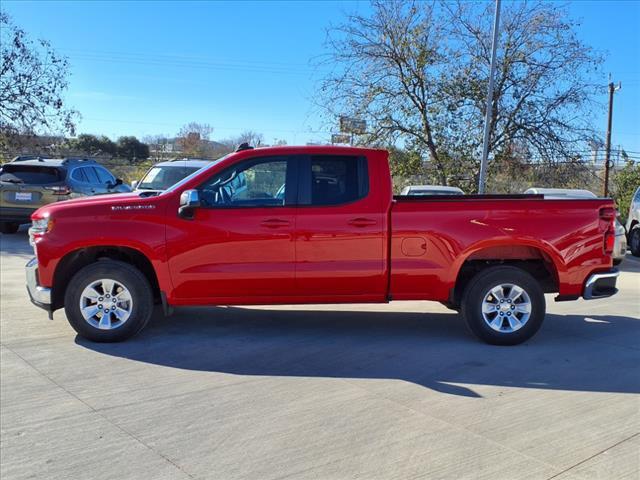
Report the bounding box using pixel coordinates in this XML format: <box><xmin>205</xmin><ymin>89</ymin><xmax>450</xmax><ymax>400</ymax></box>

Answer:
<box><xmin>461</xmin><ymin>266</ymin><xmax>545</xmax><ymax>346</ymax></box>
<box><xmin>64</xmin><ymin>260</ymin><xmax>154</xmax><ymax>342</ymax></box>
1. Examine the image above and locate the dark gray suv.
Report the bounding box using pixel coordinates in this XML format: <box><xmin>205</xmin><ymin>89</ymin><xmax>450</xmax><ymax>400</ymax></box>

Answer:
<box><xmin>0</xmin><ymin>158</ymin><xmax>130</xmax><ymax>234</ymax></box>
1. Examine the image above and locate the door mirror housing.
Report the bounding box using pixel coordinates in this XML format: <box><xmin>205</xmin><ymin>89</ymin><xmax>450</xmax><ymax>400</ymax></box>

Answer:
<box><xmin>131</xmin><ymin>180</ymin><xmax>139</xmax><ymax>190</ymax></box>
<box><xmin>178</xmin><ymin>189</ymin><xmax>200</xmax><ymax>219</ymax></box>
<box><xmin>106</xmin><ymin>178</ymin><xmax>123</xmax><ymax>190</ymax></box>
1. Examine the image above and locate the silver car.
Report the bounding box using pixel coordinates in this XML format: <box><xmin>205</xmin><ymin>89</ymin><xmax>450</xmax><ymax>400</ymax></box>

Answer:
<box><xmin>625</xmin><ymin>186</ymin><xmax>640</xmax><ymax>257</ymax></box>
<box><xmin>401</xmin><ymin>185</ymin><xmax>464</xmax><ymax>196</ymax></box>
<box><xmin>133</xmin><ymin>159</ymin><xmax>212</xmax><ymax>192</ymax></box>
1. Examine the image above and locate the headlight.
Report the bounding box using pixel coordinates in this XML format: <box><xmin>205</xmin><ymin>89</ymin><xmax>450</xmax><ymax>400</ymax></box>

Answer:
<box><xmin>29</xmin><ymin>217</ymin><xmax>53</xmax><ymax>247</ymax></box>
<box><xmin>31</xmin><ymin>218</ymin><xmax>52</xmax><ymax>232</ymax></box>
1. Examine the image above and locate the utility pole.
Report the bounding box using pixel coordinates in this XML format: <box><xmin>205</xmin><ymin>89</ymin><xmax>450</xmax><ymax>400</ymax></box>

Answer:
<box><xmin>478</xmin><ymin>0</ymin><xmax>501</xmax><ymax>194</ymax></box>
<box><xmin>603</xmin><ymin>80</ymin><xmax>621</xmax><ymax>197</ymax></box>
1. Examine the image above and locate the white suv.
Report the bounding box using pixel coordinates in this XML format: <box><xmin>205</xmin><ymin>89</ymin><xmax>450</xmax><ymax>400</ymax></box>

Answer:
<box><xmin>626</xmin><ymin>186</ymin><xmax>640</xmax><ymax>257</ymax></box>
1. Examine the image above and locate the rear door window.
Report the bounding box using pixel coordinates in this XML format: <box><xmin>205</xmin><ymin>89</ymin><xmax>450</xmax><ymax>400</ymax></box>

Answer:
<box><xmin>71</xmin><ymin>168</ymin><xmax>89</xmax><ymax>183</ymax></box>
<box><xmin>82</xmin><ymin>167</ymin><xmax>101</xmax><ymax>184</ymax></box>
<box><xmin>0</xmin><ymin>165</ymin><xmax>64</xmax><ymax>185</ymax></box>
<box><xmin>300</xmin><ymin>155</ymin><xmax>368</xmax><ymax>206</ymax></box>
<box><xmin>95</xmin><ymin>167</ymin><xmax>115</xmax><ymax>184</ymax></box>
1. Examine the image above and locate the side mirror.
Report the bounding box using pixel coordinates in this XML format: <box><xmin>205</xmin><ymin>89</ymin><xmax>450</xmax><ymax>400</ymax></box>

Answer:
<box><xmin>178</xmin><ymin>189</ymin><xmax>200</xmax><ymax>219</ymax></box>
<box><xmin>131</xmin><ymin>180</ymin><xmax>139</xmax><ymax>190</ymax></box>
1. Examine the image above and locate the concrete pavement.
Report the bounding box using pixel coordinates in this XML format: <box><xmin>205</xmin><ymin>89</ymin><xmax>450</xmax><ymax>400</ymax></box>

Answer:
<box><xmin>1</xmin><ymin>229</ymin><xmax>639</xmax><ymax>479</ymax></box>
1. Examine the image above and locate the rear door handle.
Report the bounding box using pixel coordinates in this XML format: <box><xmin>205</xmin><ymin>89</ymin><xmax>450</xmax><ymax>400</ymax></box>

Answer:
<box><xmin>260</xmin><ymin>218</ymin><xmax>290</xmax><ymax>228</ymax></box>
<box><xmin>348</xmin><ymin>218</ymin><xmax>377</xmax><ymax>227</ymax></box>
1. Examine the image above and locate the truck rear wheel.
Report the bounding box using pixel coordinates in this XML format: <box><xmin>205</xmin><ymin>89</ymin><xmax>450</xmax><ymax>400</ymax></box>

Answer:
<box><xmin>461</xmin><ymin>266</ymin><xmax>545</xmax><ymax>346</ymax></box>
<box><xmin>64</xmin><ymin>260</ymin><xmax>153</xmax><ymax>342</ymax></box>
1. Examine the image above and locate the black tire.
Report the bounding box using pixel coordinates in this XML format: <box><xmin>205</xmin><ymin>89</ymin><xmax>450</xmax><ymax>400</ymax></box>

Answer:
<box><xmin>461</xmin><ymin>266</ymin><xmax>546</xmax><ymax>346</ymax></box>
<box><xmin>64</xmin><ymin>260</ymin><xmax>154</xmax><ymax>342</ymax></box>
<box><xmin>630</xmin><ymin>227</ymin><xmax>640</xmax><ymax>257</ymax></box>
<box><xmin>0</xmin><ymin>222</ymin><xmax>20</xmax><ymax>234</ymax></box>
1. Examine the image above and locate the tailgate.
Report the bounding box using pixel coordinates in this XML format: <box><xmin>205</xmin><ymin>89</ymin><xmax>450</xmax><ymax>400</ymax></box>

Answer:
<box><xmin>0</xmin><ymin>184</ymin><xmax>49</xmax><ymax>208</ymax></box>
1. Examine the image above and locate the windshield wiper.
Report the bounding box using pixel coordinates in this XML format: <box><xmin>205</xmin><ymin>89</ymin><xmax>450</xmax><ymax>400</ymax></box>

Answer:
<box><xmin>1</xmin><ymin>178</ymin><xmax>24</xmax><ymax>184</ymax></box>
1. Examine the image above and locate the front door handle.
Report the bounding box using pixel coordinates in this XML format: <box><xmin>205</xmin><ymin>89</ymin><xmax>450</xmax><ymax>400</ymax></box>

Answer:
<box><xmin>260</xmin><ymin>218</ymin><xmax>290</xmax><ymax>228</ymax></box>
<box><xmin>348</xmin><ymin>218</ymin><xmax>377</xmax><ymax>227</ymax></box>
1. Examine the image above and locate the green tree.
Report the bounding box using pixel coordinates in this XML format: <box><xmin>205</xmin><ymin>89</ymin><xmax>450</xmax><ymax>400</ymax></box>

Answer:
<box><xmin>116</xmin><ymin>136</ymin><xmax>149</xmax><ymax>161</ymax></box>
<box><xmin>387</xmin><ymin>146</ymin><xmax>422</xmax><ymax>177</ymax></box>
<box><xmin>612</xmin><ymin>161</ymin><xmax>640</xmax><ymax>222</ymax></box>
<box><xmin>67</xmin><ymin>134</ymin><xmax>117</xmax><ymax>157</ymax></box>
<box><xmin>0</xmin><ymin>13</ymin><xmax>78</xmax><ymax>147</ymax></box>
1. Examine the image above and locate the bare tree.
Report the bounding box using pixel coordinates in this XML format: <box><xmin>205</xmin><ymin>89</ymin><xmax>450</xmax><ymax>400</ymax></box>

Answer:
<box><xmin>441</xmin><ymin>0</ymin><xmax>602</xmax><ymax>163</ymax></box>
<box><xmin>176</xmin><ymin>122</ymin><xmax>214</xmax><ymax>157</ymax></box>
<box><xmin>317</xmin><ymin>0</ymin><xmax>602</xmax><ymax>190</ymax></box>
<box><xmin>0</xmin><ymin>13</ymin><xmax>78</xmax><ymax>147</ymax></box>
<box><xmin>221</xmin><ymin>130</ymin><xmax>265</xmax><ymax>149</ymax></box>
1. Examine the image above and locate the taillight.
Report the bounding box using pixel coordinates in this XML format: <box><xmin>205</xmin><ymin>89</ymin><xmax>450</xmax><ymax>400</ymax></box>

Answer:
<box><xmin>599</xmin><ymin>207</ymin><xmax>616</xmax><ymax>255</ymax></box>
<box><xmin>44</xmin><ymin>185</ymin><xmax>71</xmax><ymax>195</ymax></box>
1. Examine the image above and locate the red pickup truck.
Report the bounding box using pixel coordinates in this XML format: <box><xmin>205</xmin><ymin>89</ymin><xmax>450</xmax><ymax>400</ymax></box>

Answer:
<box><xmin>26</xmin><ymin>145</ymin><xmax>619</xmax><ymax>345</ymax></box>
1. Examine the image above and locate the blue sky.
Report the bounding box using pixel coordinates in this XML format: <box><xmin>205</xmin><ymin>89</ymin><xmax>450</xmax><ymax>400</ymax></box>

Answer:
<box><xmin>3</xmin><ymin>0</ymin><xmax>640</xmax><ymax>154</ymax></box>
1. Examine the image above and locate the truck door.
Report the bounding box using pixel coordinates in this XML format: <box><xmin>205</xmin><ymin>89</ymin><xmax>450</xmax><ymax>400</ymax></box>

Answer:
<box><xmin>294</xmin><ymin>154</ymin><xmax>387</xmax><ymax>299</ymax></box>
<box><xmin>166</xmin><ymin>155</ymin><xmax>299</xmax><ymax>300</ymax></box>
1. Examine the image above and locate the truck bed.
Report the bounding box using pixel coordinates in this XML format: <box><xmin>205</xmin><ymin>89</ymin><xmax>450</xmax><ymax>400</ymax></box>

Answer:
<box><xmin>389</xmin><ymin>196</ymin><xmax>615</xmax><ymax>302</ymax></box>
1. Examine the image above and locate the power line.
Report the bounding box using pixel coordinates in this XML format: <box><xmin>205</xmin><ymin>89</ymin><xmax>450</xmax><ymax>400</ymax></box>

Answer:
<box><xmin>60</xmin><ymin>49</ymin><xmax>326</xmax><ymax>77</ymax></box>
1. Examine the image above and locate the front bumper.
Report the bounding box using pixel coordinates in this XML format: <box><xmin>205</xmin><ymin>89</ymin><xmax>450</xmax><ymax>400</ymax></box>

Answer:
<box><xmin>583</xmin><ymin>268</ymin><xmax>619</xmax><ymax>300</ymax></box>
<box><xmin>26</xmin><ymin>257</ymin><xmax>52</xmax><ymax>314</ymax></box>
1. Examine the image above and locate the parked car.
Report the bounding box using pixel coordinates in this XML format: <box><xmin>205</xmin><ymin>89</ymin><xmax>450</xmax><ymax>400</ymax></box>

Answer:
<box><xmin>524</xmin><ymin>187</ymin><xmax>626</xmax><ymax>264</ymax></box>
<box><xmin>0</xmin><ymin>158</ymin><xmax>130</xmax><ymax>234</ymax></box>
<box><xmin>613</xmin><ymin>217</ymin><xmax>627</xmax><ymax>265</ymax></box>
<box><xmin>523</xmin><ymin>187</ymin><xmax>597</xmax><ymax>199</ymax></box>
<box><xmin>401</xmin><ymin>185</ymin><xmax>464</xmax><ymax>196</ymax></box>
<box><xmin>625</xmin><ymin>186</ymin><xmax>640</xmax><ymax>257</ymax></box>
<box><xmin>26</xmin><ymin>146</ymin><xmax>619</xmax><ymax>345</ymax></box>
<box><xmin>133</xmin><ymin>158</ymin><xmax>211</xmax><ymax>192</ymax></box>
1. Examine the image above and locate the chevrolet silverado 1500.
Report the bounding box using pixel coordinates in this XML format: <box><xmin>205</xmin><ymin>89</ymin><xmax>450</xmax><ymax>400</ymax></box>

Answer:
<box><xmin>25</xmin><ymin>145</ymin><xmax>619</xmax><ymax>345</ymax></box>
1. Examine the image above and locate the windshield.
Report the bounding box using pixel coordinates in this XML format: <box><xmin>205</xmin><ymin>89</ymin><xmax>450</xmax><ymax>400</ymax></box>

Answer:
<box><xmin>137</xmin><ymin>165</ymin><xmax>202</xmax><ymax>191</ymax></box>
<box><xmin>0</xmin><ymin>164</ymin><xmax>64</xmax><ymax>185</ymax></box>
<box><xmin>163</xmin><ymin>155</ymin><xmax>229</xmax><ymax>194</ymax></box>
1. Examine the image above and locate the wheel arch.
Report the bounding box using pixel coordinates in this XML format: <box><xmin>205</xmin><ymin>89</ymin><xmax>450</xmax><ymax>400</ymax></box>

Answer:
<box><xmin>51</xmin><ymin>246</ymin><xmax>161</xmax><ymax>310</ymax></box>
<box><xmin>449</xmin><ymin>242</ymin><xmax>561</xmax><ymax>307</ymax></box>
